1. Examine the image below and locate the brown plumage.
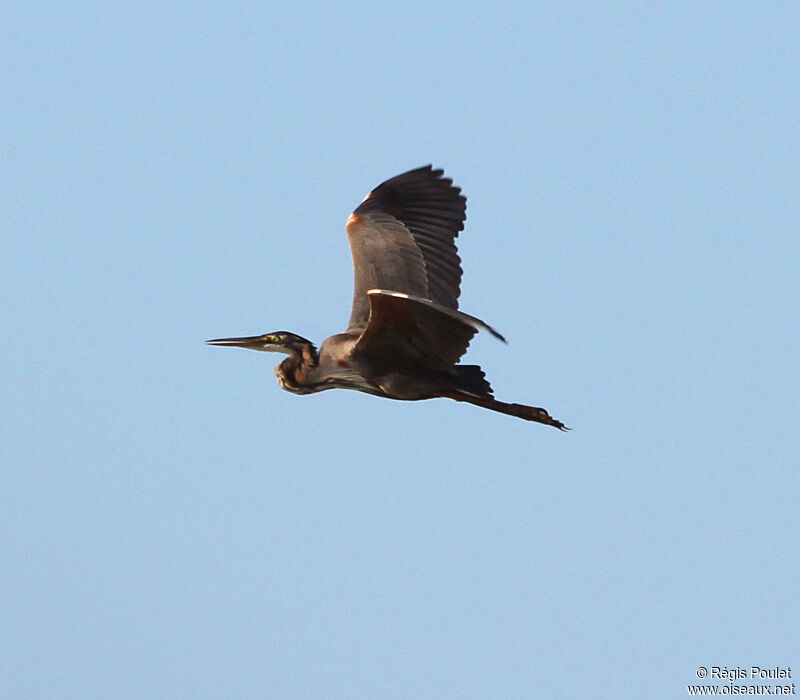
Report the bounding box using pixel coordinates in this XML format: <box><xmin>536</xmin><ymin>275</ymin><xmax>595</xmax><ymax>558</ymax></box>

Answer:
<box><xmin>207</xmin><ymin>166</ymin><xmax>568</xmax><ymax>430</ymax></box>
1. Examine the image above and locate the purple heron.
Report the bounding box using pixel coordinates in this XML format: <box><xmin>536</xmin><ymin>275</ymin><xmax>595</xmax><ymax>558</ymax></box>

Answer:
<box><xmin>208</xmin><ymin>166</ymin><xmax>568</xmax><ymax>430</ymax></box>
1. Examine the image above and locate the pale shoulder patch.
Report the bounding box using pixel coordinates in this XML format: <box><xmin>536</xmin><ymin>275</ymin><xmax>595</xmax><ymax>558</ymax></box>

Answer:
<box><xmin>346</xmin><ymin>212</ymin><xmax>363</xmax><ymax>229</ymax></box>
<box><xmin>367</xmin><ymin>289</ymin><xmax>408</xmax><ymax>298</ymax></box>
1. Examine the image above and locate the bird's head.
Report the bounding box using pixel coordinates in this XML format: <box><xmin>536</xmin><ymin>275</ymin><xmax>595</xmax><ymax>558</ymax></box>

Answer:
<box><xmin>206</xmin><ymin>331</ymin><xmax>314</xmax><ymax>356</ymax></box>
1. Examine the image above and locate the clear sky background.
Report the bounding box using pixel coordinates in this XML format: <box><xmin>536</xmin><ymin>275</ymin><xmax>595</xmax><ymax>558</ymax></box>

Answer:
<box><xmin>2</xmin><ymin>3</ymin><xmax>798</xmax><ymax>698</ymax></box>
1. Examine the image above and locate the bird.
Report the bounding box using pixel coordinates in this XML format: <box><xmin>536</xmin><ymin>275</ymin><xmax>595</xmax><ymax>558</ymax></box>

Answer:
<box><xmin>207</xmin><ymin>165</ymin><xmax>568</xmax><ymax>430</ymax></box>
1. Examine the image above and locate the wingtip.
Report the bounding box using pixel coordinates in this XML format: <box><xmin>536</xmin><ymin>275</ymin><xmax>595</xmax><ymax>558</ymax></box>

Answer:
<box><xmin>488</xmin><ymin>326</ymin><xmax>507</xmax><ymax>343</ymax></box>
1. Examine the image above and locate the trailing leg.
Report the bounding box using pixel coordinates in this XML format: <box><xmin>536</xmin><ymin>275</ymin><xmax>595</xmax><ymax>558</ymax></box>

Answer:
<box><xmin>448</xmin><ymin>392</ymin><xmax>570</xmax><ymax>430</ymax></box>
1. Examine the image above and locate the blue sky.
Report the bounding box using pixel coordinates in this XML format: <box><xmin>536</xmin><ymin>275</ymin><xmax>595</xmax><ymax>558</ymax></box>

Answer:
<box><xmin>2</xmin><ymin>2</ymin><xmax>798</xmax><ymax>698</ymax></box>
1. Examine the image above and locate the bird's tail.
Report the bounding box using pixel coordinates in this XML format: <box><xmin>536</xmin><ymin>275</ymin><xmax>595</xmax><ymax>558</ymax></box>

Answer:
<box><xmin>449</xmin><ymin>391</ymin><xmax>570</xmax><ymax>431</ymax></box>
<box><xmin>454</xmin><ymin>365</ymin><xmax>494</xmax><ymax>397</ymax></box>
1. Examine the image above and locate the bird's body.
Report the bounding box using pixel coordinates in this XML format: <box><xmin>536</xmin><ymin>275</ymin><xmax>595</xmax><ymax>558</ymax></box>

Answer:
<box><xmin>208</xmin><ymin>166</ymin><xmax>568</xmax><ymax>430</ymax></box>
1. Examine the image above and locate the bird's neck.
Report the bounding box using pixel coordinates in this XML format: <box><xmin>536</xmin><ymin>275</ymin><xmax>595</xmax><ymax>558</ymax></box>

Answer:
<box><xmin>278</xmin><ymin>341</ymin><xmax>319</xmax><ymax>389</ymax></box>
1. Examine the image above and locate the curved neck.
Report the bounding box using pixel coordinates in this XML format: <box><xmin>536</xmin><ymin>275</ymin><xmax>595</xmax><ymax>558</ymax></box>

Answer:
<box><xmin>278</xmin><ymin>340</ymin><xmax>319</xmax><ymax>388</ymax></box>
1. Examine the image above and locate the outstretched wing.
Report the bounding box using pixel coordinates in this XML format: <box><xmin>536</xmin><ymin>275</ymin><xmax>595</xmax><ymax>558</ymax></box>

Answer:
<box><xmin>346</xmin><ymin>166</ymin><xmax>466</xmax><ymax>331</ymax></box>
<box><xmin>354</xmin><ymin>289</ymin><xmax>505</xmax><ymax>370</ymax></box>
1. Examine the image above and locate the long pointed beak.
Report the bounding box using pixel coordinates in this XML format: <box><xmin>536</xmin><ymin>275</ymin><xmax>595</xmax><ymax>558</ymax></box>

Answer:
<box><xmin>205</xmin><ymin>335</ymin><xmax>264</xmax><ymax>349</ymax></box>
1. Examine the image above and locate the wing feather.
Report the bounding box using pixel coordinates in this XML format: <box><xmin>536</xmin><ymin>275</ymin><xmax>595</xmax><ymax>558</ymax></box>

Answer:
<box><xmin>354</xmin><ymin>290</ymin><xmax>505</xmax><ymax>370</ymax></box>
<box><xmin>345</xmin><ymin>166</ymin><xmax>466</xmax><ymax>330</ymax></box>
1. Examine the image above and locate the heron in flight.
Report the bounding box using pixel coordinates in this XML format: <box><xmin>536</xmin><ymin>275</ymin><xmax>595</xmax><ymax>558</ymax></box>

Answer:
<box><xmin>207</xmin><ymin>166</ymin><xmax>568</xmax><ymax>430</ymax></box>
